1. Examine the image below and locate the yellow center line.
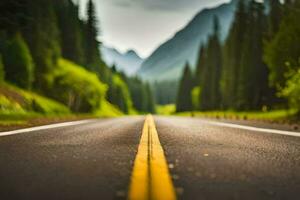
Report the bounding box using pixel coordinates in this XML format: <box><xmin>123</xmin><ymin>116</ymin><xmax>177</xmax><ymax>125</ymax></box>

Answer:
<box><xmin>128</xmin><ymin>115</ymin><xmax>177</xmax><ymax>200</ymax></box>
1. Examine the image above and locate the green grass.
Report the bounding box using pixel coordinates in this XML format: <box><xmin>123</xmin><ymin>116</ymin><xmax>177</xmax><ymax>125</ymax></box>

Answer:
<box><xmin>0</xmin><ymin>82</ymin><xmax>123</xmax><ymax>129</ymax></box>
<box><xmin>156</xmin><ymin>103</ymin><xmax>298</xmax><ymax>122</ymax></box>
<box><xmin>0</xmin><ymin>83</ymin><xmax>70</xmax><ymax>115</ymax></box>
<box><xmin>0</xmin><ymin>120</ymin><xmax>27</xmax><ymax>126</ymax></box>
<box><xmin>94</xmin><ymin>100</ymin><xmax>123</xmax><ymax>117</ymax></box>
<box><xmin>156</xmin><ymin>104</ymin><xmax>176</xmax><ymax>115</ymax></box>
<box><xmin>177</xmin><ymin>109</ymin><xmax>298</xmax><ymax>121</ymax></box>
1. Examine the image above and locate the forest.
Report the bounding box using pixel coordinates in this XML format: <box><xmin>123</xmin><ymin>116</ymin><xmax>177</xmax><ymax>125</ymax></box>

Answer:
<box><xmin>176</xmin><ymin>0</ymin><xmax>300</xmax><ymax>117</ymax></box>
<box><xmin>0</xmin><ymin>0</ymin><xmax>155</xmax><ymax>119</ymax></box>
<box><xmin>0</xmin><ymin>0</ymin><xmax>300</xmax><ymax>125</ymax></box>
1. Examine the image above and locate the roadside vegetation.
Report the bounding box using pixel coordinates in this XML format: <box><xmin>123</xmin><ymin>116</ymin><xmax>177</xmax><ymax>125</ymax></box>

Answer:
<box><xmin>178</xmin><ymin>110</ymin><xmax>298</xmax><ymax>122</ymax></box>
<box><xmin>0</xmin><ymin>0</ymin><xmax>155</xmax><ymax>129</ymax></box>
<box><xmin>157</xmin><ymin>104</ymin><xmax>296</xmax><ymax>120</ymax></box>
<box><xmin>176</xmin><ymin>0</ymin><xmax>300</xmax><ymax>121</ymax></box>
<box><xmin>156</xmin><ymin>104</ymin><xmax>176</xmax><ymax>116</ymax></box>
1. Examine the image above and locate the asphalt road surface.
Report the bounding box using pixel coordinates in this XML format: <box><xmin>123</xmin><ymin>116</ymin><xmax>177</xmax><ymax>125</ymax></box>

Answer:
<box><xmin>0</xmin><ymin>116</ymin><xmax>299</xmax><ymax>200</ymax></box>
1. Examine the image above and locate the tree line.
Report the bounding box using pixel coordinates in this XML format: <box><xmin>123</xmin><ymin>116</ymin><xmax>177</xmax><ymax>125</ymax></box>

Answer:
<box><xmin>0</xmin><ymin>0</ymin><xmax>155</xmax><ymax>114</ymax></box>
<box><xmin>176</xmin><ymin>0</ymin><xmax>300</xmax><ymax>116</ymax></box>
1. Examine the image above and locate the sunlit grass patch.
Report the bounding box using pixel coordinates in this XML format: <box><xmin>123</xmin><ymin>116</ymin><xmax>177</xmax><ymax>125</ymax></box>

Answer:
<box><xmin>94</xmin><ymin>100</ymin><xmax>123</xmax><ymax>117</ymax></box>
<box><xmin>156</xmin><ymin>104</ymin><xmax>176</xmax><ymax>115</ymax></box>
<box><xmin>177</xmin><ymin>109</ymin><xmax>298</xmax><ymax>121</ymax></box>
<box><xmin>0</xmin><ymin>82</ymin><xmax>70</xmax><ymax>115</ymax></box>
<box><xmin>0</xmin><ymin>120</ymin><xmax>27</xmax><ymax>126</ymax></box>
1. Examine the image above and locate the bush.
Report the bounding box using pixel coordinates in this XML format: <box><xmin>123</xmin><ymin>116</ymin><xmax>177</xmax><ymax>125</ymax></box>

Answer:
<box><xmin>107</xmin><ymin>75</ymin><xmax>133</xmax><ymax>114</ymax></box>
<box><xmin>264</xmin><ymin>4</ymin><xmax>300</xmax><ymax>88</ymax></box>
<box><xmin>0</xmin><ymin>95</ymin><xmax>25</xmax><ymax>114</ymax></box>
<box><xmin>48</xmin><ymin>59</ymin><xmax>107</xmax><ymax>113</ymax></box>
<box><xmin>2</xmin><ymin>33</ymin><xmax>34</xmax><ymax>89</ymax></box>
<box><xmin>191</xmin><ymin>87</ymin><xmax>201</xmax><ymax>110</ymax></box>
<box><xmin>281</xmin><ymin>69</ymin><xmax>300</xmax><ymax>113</ymax></box>
<box><xmin>0</xmin><ymin>83</ymin><xmax>70</xmax><ymax>115</ymax></box>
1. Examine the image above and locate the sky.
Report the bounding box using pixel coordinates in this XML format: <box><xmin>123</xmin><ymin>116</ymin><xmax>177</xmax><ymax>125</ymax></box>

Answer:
<box><xmin>77</xmin><ymin>0</ymin><xmax>230</xmax><ymax>58</ymax></box>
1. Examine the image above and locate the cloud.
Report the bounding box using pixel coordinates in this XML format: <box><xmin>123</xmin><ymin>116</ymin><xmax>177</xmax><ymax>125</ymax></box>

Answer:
<box><xmin>112</xmin><ymin>0</ymin><xmax>203</xmax><ymax>11</ymax></box>
<box><xmin>137</xmin><ymin>0</ymin><xmax>200</xmax><ymax>11</ymax></box>
<box><xmin>113</xmin><ymin>0</ymin><xmax>132</xmax><ymax>7</ymax></box>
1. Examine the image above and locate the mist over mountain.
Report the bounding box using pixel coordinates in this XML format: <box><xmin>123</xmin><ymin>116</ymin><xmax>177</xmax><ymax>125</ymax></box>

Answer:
<box><xmin>138</xmin><ymin>0</ymin><xmax>239</xmax><ymax>82</ymax></box>
<box><xmin>101</xmin><ymin>46</ymin><xmax>143</xmax><ymax>76</ymax></box>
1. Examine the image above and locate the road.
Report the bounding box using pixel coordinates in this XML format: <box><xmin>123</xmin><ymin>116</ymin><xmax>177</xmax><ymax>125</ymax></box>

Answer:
<box><xmin>0</xmin><ymin>116</ymin><xmax>299</xmax><ymax>200</ymax></box>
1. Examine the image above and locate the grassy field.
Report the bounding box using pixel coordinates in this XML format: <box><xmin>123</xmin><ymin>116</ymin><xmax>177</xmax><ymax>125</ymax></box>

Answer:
<box><xmin>177</xmin><ymin>110</ymin><xmax>298</xmax><ymax>121</ymax></box>
<box><xmin>157</xmin><ymin>104</ymin><xmax>299</xmax><ymax>122</ymax></box>
<box><xmin>156</xmin><ymin>104</ymin><xmax>176</xmax><ymax>115</ymax></box>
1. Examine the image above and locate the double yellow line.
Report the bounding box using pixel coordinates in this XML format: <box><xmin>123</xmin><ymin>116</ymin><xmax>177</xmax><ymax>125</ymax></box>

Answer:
<box><xmin>128</xmin><ymin>115</ymin><xmax>177</xmax><ymax>200</ymax></box>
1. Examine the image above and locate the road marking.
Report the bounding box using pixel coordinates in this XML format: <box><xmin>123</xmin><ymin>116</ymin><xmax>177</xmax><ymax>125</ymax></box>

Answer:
<box><xmin>0</xmin><ymin>119</ymin><xmax>96</xmax><ymax>137</ymax></box>
<box><xmin>128</xmin><ymin>115</ymin><xmax>177</xmax><ymax>200</ymax></box>
<box><xmin>201</xmin><ymin>120</ymin><xmax>300</xmax><ymax>137</ymax></box>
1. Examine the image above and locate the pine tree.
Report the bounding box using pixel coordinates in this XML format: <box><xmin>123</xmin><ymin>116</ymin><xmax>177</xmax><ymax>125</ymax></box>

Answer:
<box><xmin>0</xmin><ymin>0</ymin><xmax>30</xmax><ymax>35</ymax></box>
<box><xmin>0</xmin><ymin>54</ymin><xmax>4</xmax><ymax>82</ymax></box>
<box><xmin>84</xmin><ymin>0</ymin><xmax>101</xmax><ymax>70</ymax></box>
<box><xmin>195</xmin><ymin>44</ymin><xmax>206</xmax><ymax>86</ymax></box>
<box><xmin>221</xmin><ymin>1</ymin><xmax>247</xmax><ymax>109</ymax></box>
<box><xmin>82</xmin><ymin>0</ymin><xmax>110</xmax><ymax>84</ymax></box>
<box><xmin>264</xmin><ymin>0</ymin><xmax>300</xmax><ymax>89</ymax></box>
<box><xmin>145</xmin><ymin>83</ymin><xmax>155</xmax><ymax>113</ymax></box>
<box><xmin>237</xmin><ymin>1</ymin><xmax>270</xmax><ymax>110</ymax></box>
<box><xmin>176</xmin><ymin>64</ymin><xmax>193</xmax><ymax>112</ymax></box>
<box><xmin>268</xmin><ymin>0</ymin><xmax>283</xmax><ymax>38</ymax></box>
<box><xmin>2</xmin><ymin>33</ymin><xmax>34</xmax><ymax>89</ymax></box>
<box><xmin>54</xmin><ymin>0</ymin><xmax>84</xmax><ymax>65</ymax></box>
<box><xmin>200</xmin><ymin>16</ymin><xmax>222</xmax><ymax>110</ymax></box>
<box><xmin>21</xmin><ymin>0</ymin><xmax>61</xmax><ymax>91</ymax></box>
<box><xmin>116</xmin><ymin>86</ymin><xmax>128</xmax><ymax>114</ymax></box>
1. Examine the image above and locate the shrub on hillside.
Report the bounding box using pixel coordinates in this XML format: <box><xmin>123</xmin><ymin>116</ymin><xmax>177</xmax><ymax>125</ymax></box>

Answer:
<box><xmin>48</xmin><ymin>59</ymin><xmax>107</xmax><ymax>113</ymax></box>
<box><xmin>281</xmin><ymin>69</ymin><xmax>300</xmax><ymax>115</ymax></box>
<box><xmin>2</xmin><ymin>33</ymin><xmax>34</xmax><ymax>89</ymax></box>
<box><xmin>0</xmin><ymin>83</ymin><xmax>70</xmax><ymax>115</ymax></box>
<box><xmin>0</xmin><ymin>95</ymin><xmax>25</xmax><ymax>114</ymax></box>
<box><xmin>191</xmin><ymin>87</ymin><xmax>201</xmax><ymax>110</ymax></box>
<box><xmin>107</xmin><ymin>75</ymin><xmax>133</xmax><ymax>114</ymax></box>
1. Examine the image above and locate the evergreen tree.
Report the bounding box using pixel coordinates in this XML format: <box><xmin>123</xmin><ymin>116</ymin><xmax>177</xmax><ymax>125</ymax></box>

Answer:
<box><xmin>0</xmin><ymin>0</ymin><xmax>29</xmax><ymax>35</ymax></box>
<box><xmin>84</xmin><ymin>0</ymin><xmax>101</xmax><ymax>70</ymax></box>
<box><xmin>82</xmin><ymin>0</ymin><xmax>110</xmax><ymax>84</ymax></box>
<box><xmin>237</xmin><ymin>1</ymin><xmax>270</xmax><ymax>110</ymax></box>
<box><xmin>111</xmin><ymin>64</ymin><xmax>117</xmax><ymax>73</ymax></box>
<box><xmin>126</xmin><ymin>77</ymin><xmax>143</xmax><ymax>111</ymax></box>
<box><xmin>125</xmin><ymin>76</ymin><xmax>156</xmax><ymax>113</ymax></box>
<box><xmin>115</xmin><ymin>86</ymin><xmax>128</xmax><ymax>114</ymax></box>
<box><xmin>2</xmin><ymin>33</ymin><xmax>34</xmax><ymax>89</ymax></box>
<box><xmin>221</xmin><ymin>0</ymin><xmax>247</xmax><ymax>109</ymax></box>
<box><xmin>145</xmin><ymin>83</ymin><xmax>156</xmax><ymax>113</ymax></box>
<box><xmin>0</xmin><ymin>54</ymin><xmax>4</xmax><ymax>82</ymax></box>
<box><xmin>195</xmin><ymin>44</ymin><xmax>206</xmax><ymax>86</ymax></box>
<box><xmin>268</xmin><ymin>0</ymin><xmax>283</xmax><ymax>38</ymax></box>
<box><xmin>196</xmin><ymin>45</ymin><xmax>207</xmax><ymax>110</ymax></box>
<box><xmin>264</xmin><ymin>0</ymin><xmax>300</xmax><ymax>89</ymax></box>
<box><xmin>176</xmin><ymin>64</ymin><xmax>193</xmax><ymax>112</ymax></box>
<box><xmin>22</xmin><ymin>0</ymin><xmax>61</xmax><ymax>91</ymax></box>
<box><xmin>199</xmin><ymin>16</ymin><xmax>222</xmax><ymax>110</ymax></box>
<box><xmin>153</xmin><ymin>81</ymin><xmax>178</xmax><ymax>105</ymax></box>
<box><xmin>54</xmin><ymin>0</ymin><xmax>84</xmax><ymax>65</ymax></box>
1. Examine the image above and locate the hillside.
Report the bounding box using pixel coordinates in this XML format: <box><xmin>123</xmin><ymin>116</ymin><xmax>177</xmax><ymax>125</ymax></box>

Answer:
<box><xmin>101</xmin><ymin>46</ymin><xmax>144</xmax><ymax>76</ymax></box>
<box><xmin>138</xmin><ymin>0</ymin><xmax>238</xmax><ymax>82</ymax></box>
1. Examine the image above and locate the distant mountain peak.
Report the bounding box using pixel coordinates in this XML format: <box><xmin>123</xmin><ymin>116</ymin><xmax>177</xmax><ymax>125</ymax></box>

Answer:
<box><xmin>101</xmin><ymin>46</ymin><xmax>144</xmax><ymax>76</ymax></box>
<box><xmin>137</xmin><ymin>0</ymin><xmax>238</xmax><ymax>82</ymax></box>
<box><xmin>125</xmin><ymin>49</ymin><xmax>141</xmax><ymax>58</ymax></box>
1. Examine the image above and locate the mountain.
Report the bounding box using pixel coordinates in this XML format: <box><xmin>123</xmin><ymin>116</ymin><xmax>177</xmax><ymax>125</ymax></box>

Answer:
<box><xmin>138</xmin><ymin>0</ymin><xmax>240</xmax><ymax>82</ymax></box>
<box><xmin>101</xmin><ymin>46</ymin><xmax>143</xmax><ymax>76</ymax></box>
